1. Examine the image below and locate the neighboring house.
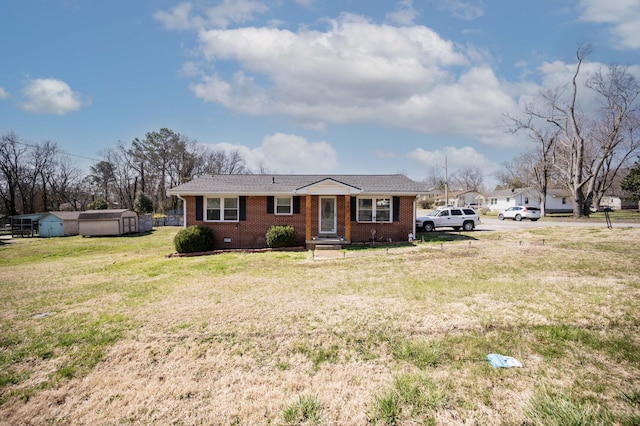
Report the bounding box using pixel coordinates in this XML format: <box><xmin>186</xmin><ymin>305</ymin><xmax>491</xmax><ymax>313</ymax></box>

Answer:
<box><xmin>452</xmin><ymin>191</ymin><xmax>485</xmax><ymax>208</ymax></box>
<box><xmin>545</xmin><ymin>189</ymin><xmax>573</xmax><ymax>214</ymax></box>
<box><xmin>487</xmin><ymin>188</ymin><xmax>541</xmax><ymax>211</ymax></box>
<box><xmin>599</xmin><ymin>194</ymin><xmax>639</xmax><ymax>210</ymax></box>
<box><xmin>487</xmin><ymin>188</ymin><xmax>573</xmax><ymax>214</ymax></box>
<box><xmin>78</xmin><ymin>209</ymin><xmax>139</xmax><ymax>236</ymax></box>
<box><xmin>166</xmin><ymin>174</ymin><xmax>424</xmax><ymax>249</ymax></box>
<box><xmin>39</xmin><ymin>211</ymin><xmax>81</xmax><ymax>237</ymax></box>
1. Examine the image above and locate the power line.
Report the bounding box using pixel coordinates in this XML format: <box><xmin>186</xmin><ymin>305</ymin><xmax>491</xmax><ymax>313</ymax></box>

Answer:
<box><xmin>8</xmin><ymin>139</ymin><xmax>102</xmax><ymax>163</ymax></box>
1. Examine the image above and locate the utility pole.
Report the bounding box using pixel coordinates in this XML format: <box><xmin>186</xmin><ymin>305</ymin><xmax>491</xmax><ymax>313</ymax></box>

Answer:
<box><xmin>444</xmin><ymin>154</ymin><xmax>449</xmax><ymax>207</ymax></box>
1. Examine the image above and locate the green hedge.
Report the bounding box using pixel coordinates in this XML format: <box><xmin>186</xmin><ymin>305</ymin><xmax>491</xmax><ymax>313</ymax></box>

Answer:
<box><xmin>174</xmin><ymin>225</ymin><xmax>214</xmax><ymax>253</ymax></box>
<box><xmin>265</xmin><ymin>225</ymin><xmax>297</xmax><ymax>248</ymax></box>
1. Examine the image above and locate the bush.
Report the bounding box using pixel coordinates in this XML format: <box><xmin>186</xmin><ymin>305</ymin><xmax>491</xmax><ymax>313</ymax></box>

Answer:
<box><xmin>265</xmin><ymin>225</ymin><xmax>297</xmax><ymax>248</ymax></box>
<box><xmin>133</xmin><ymin>192</ymin><xmax>153</xmax><ymax>214</ymax></box>
<box><xmin>174</xmin><ymin>225</ymin><xmax>214</xmax><ymax>253</ymax></box>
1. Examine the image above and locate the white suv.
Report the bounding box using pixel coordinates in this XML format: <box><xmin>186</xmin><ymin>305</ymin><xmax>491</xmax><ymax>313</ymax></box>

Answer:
<box><xmin>416</xmin><ymin>207</ymin><xmax>481</xmax><ymax>232</ymax></box>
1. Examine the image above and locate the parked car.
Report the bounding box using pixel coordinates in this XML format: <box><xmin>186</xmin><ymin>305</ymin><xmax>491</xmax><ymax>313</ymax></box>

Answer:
<box><xmin>497</xmin><ymin>206</ymin><xmax>541</xmax><ymax>221</ymax></box>
<box><xmin>416</xmin><ymin>207</ymin><xmax>480</xmax><ymax>232</ymax></box>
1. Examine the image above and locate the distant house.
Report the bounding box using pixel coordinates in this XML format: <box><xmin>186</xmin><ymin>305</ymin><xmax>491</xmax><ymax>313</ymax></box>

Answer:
<box><xmin>167</xmin><ymin>174</ymin><xmax>424</xmax><ymax>249</ymax></box>
<box><xmin>39</xmin><ymin>211</ymin><xmax>81</xmax><ymax>237</ymax></box>
<box><xmin>452</xmin><ymin>191</ymin><xmax>485</xmax><ymax>208</ymax></box>
<box><xmin>78</xmin><ymin>209</ymin><xmax>139</xmax><ymax>236</ymax></box>
<box><xmin>487</xmin><ymin>188</ymin><xmax>573</xmax><ymax>214</ymax></box>
<box><xmin>545</xmin><ymin>189</ymin><xmax>573</xmax><ymax>214</ymax></box>
<box><xmin>599</xmin><ymin>194</ymin><xmax>639</xmax><ymax>210</ymax></box>
<box><xmin>487</xmin><ymin>188</ymin><xmax>540</xmax><ymax>211</ymax></box>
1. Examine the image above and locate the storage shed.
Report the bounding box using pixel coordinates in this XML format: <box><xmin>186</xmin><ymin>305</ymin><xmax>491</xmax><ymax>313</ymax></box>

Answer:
<box><xmin>39</xmin><ymin>211</ymin><xmax>81</xmax><ymax>237</ymax></box>
<box><xmin>78</xmin><ymin>209</ymin><xmax>139</xmax><ymax>236</ymax></box>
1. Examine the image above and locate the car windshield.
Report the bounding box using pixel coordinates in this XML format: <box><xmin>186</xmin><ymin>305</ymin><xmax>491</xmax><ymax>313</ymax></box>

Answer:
<box><xmin>427</xmin><ymin>209</ymin><xmax>442</xmax><ymax>217</ymax></box>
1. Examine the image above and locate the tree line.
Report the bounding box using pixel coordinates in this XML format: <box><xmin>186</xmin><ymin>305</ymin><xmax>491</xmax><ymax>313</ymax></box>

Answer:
<box><xmin>0</xmin><ymin>128</ymin><xmax>252</xmax><ymax>216</ymax></box>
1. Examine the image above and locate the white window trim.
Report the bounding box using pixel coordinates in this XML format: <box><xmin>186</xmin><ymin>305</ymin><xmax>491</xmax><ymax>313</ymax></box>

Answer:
<box><xmin>205</xmin><ymin>196</ymin><xmax>239</xmax><ymax>222</ymax></box>
<box><xmin>356</xmin><ymin>196</ymin><xmax>392</xmax><ymax>223</ymax></box>
<box><xmin>275</xmin><ymin>196</ymin><xmax>293</xmax><ymax>215</ymax></box>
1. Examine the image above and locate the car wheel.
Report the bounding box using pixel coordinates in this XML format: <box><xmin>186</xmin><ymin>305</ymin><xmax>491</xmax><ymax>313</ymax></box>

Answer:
<box><xmin>424</xmin><ymin>222</ymin><xmax>434</xmax><ymax>232</ymax></box>
<box><xmin>515</xmin><ymin>214</ymin><xmax>522</xmax><ymax>221</ymax></box>
<box><xmin>463</xmin><ymin>221</ymin><xmax>474</xmax><ymax>231</ymax></box>
<box><xmin>498</xmin><ymin>214</ymin><xmax>504</xmax><ymax>220</ymax></box>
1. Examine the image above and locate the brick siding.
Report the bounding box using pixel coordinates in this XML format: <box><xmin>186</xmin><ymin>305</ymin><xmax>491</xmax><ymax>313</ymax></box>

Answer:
<box><xmin>183</xmin><ymin>195</ymin><xmax>415</xmax><ymax>249</ymax></box>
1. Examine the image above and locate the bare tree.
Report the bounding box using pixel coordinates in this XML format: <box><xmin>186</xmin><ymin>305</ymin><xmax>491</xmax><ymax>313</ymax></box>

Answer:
<box><xmin>450</xmin><ymin>166</ymin><xmax>484</xmax><ymax>192</ymax></box>
<box><xmin>508</xmin><ymin>46</ymin><xmax>640</xmax><ymax>217</ymax></box>
<box><xmin>0</xmin><ymin>132</ymin><xmax>26</xmax><ymax>216</ymax></box>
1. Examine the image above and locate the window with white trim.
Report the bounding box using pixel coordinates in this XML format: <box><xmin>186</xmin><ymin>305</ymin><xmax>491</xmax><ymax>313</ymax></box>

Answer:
<box><xmin>357</xmin><ymin>197</ymin><xmax>391</xmax><ymax>222</ymax></box>
<box><xmin>206</xmin><ymin>197</ymin><xmax>238</xmax><ymax>221</ymax></box>
<box><xmin>276</xmin><ymin>197</ymin><xmax>292</xmax><ymax>215</ymax></box>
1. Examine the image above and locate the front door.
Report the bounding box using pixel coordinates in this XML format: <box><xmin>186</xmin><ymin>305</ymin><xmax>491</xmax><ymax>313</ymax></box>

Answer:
<box><xmin>319</xmin><ymin>197</ymin><xmax>336</xmax><ymax>234</ymax></box>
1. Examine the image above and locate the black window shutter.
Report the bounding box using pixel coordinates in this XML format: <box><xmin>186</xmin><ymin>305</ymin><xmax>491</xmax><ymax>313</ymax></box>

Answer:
<box><xmin>195</xmin><ymin>196</ymin><xmax>203</xmax><ymax>221</ymax></box>
<box><xmin>293</xmin><ymin>196</ymin><xmax>300</xmax><ymax>214</ymax></box>
<box><xmin>350</xmin><ymin>197</ymin><xmax>357</xmax><ymax>221</ymax></box>
<box><xmin>267</xmin><ymin>196</ymin><xmax>274</xmax><ymax>214</ymax></box>
<box><xmin>239</xmin><ymin>196</ymin><xmax>246</xmax><ymax>221</ymax></box>
<box><xmin>393</xmin><ymin>196</ymin><xmax>400</xmax><ymax>222</ymax></box>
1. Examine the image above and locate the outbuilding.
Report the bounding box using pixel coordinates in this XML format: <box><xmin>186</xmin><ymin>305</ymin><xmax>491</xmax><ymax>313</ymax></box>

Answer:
<box><xmin>78</xmin><ymin>209</ymin><xmax>139</xmax><ymax>236</ymax></box>
<box><xmin>39</xmin><ymin>211</ymin><xmax>81</xmax><ymax>237</ymax></box>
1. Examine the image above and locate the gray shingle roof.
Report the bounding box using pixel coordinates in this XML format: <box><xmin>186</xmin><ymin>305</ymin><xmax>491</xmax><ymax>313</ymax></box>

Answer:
<box><xmin>167</xmin><ymin>174</ymin><xmax>425</xmax><ymax>196</ymax></box>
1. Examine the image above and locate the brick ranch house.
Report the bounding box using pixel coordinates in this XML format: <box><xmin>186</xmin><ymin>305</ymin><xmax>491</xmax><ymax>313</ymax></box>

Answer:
<box><xmin>166</xmin><ymin>174</ymin><xmax>425</xmax><ymax>249</ymax></box>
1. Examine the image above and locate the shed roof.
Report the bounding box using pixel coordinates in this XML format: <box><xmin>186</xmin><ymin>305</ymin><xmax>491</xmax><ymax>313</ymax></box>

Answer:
<box><xmin>167</xmin><ymin>174</ymin><xmax>425</xmax><ymax>196</ymax></box>
<box><xmin>46</xmin><ymin>211</ymin><xmax>81</xmax><ymax>221</ymax></box>
<box><xmin>78</xmin><ymin>209</ymin><xmax>135</xmax><ymax>220</ymax></box>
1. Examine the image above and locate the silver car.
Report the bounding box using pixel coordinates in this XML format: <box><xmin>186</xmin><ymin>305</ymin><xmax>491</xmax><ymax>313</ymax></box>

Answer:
<box><xmin>498</xmin><ymin>206</ymin><xmax>541</xmax><ymax>221</ymax></box>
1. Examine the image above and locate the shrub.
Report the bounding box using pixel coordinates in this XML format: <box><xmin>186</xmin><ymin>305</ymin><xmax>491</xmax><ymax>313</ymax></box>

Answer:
<box><xmin>265</xmin><ymin>225</ymin><xmax>297</xmax><ymax>248</ymax></box>
<box><xmin>88</xmin><ymin>198</ymin><xmax>108</xmax><ymax>210</ymax></box>
<box><xmin>174</xmin><ymin>225</ymin><xmax>214</xmax><ymax>253</ymax></box>
<box><xmin>133</xmin><ymin>192</ymin><xmax>153</xmax><ymax>214</ymax></box>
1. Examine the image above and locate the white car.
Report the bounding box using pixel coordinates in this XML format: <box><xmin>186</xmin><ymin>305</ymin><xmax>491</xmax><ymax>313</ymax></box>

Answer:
<box><xmin>498</xmin><ymin>206</ymin><xmax>541</xmax><ymax>221</ymax></box>
<box><xmin>416</xmin><ymin>207</ymin><xmax>480</xmax><ymax>232</ymax></box>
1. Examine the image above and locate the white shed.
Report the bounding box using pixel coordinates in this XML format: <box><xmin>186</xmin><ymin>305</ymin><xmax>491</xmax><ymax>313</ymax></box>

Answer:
<box><xmin>78</xmin><ymin>209</ymin><xmax>139</xmax><ymax>236</ymax></box>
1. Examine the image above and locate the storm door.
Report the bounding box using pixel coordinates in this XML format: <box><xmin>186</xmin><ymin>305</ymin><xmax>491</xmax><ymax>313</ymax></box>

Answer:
<box><xmin>319</xmin><ymin>196</ymin><xmax>336</xmax><ymax>234</ymax></box>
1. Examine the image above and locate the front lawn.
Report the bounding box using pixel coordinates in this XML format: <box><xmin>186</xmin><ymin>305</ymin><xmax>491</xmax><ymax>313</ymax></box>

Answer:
<box><xmin>1</xmin><ymin>226</ymin><xmax>639</xmax><ymax>424</ymax></box>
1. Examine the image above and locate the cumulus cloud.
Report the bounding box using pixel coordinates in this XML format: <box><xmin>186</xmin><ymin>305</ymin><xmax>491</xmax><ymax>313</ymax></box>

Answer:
<box><xmin>578</xmin><ymin>0</ymin><xmax>640</xmax><ymax>49</ymax></box>
<box><xmin>154</xmin><ymin>0</ymin><xmax>268</xmax><ymax>30</ymax></box>
<box><xmin>158</xmin><ymin>6</ymin><xmax>531</xmax><ymax>148</ymax></box>
<box><xmin>0</xmin><ymin>87</ymin><xmax>9</xmax><ymax>99</ymax></box>
<box><xmin>186</xmin><ymin>15</ymin><xmax>523</xmax><ymax>145</ymax></box>
<box><xmin>207</xmin><ymin>133</ymin><xmax>338</xmax><ymax>173</ymax></box>
<box><xmin>20</xmin><ymin>78</ymin><xmax>88</xmax><ymax>115</ymax></box>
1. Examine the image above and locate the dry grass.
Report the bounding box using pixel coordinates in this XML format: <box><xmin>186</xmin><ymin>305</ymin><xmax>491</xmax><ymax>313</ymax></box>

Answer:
<box><xmin>1</xmin><ymin>226</ymin><xmax>639</xmax><ymax>425</ymax></box>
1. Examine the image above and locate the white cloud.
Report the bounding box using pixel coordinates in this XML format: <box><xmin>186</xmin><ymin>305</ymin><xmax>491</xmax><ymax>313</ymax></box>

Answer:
<box><xmin>386</xmin><ymin>0</ymin><xmax>419</xmax><ymax>26</ymax></box>
<box><xmin>435</xmin><ymin>0</ymin><xmax>485</xmax><ymax>21</ymax></box>
<box><xmin>208</xmin><ymin>133</ymin><xmax>338</xmax><ymax>173</ymax></box>
<box><xmin>159</xmin><ymin>8</ymin><xmax>528</xmax><ymax>148</ymax></box>
<box><xmin>20</xmin><ymin>78</ymin><xmax>88</xmax><ymax>115</ymax></box>
<box><xmin>187</xmin><ymin>15</ymin><xmax>523</xmax><ymax>144</ymax></box>
<box><xmin>578</xmin><ymin>0</ymin><xmax>640</xmax><ymax>49</ymax></box>
<box><xmin>154</xmin><ymin>0</ymin><xmax>268</xmax><ymax>30</ymax></box>
<box><xmin>0</xmin><ymin>87</ymin><xmax>9</xmax><ymax>99</ymax></box>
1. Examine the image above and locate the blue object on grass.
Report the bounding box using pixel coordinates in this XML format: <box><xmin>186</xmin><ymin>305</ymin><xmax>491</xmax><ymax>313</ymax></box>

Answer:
<box><xmin>486</xmin><ymin>353</ymin><xmax>523</xmax><ymax>368</ymax></box>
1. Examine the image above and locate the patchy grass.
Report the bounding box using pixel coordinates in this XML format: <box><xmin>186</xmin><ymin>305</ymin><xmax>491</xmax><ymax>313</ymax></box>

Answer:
<box><xmin>0</xmin><ymin>226</ymin><xmax>639</xmax><ymax>424</ymax></box>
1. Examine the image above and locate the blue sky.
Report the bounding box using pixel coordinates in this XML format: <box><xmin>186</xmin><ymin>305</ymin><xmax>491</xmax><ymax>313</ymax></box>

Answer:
<box><xmin>1</xmin><ymin>0</ymin><xmax>639</xmax><ymax>186</ymax></box>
